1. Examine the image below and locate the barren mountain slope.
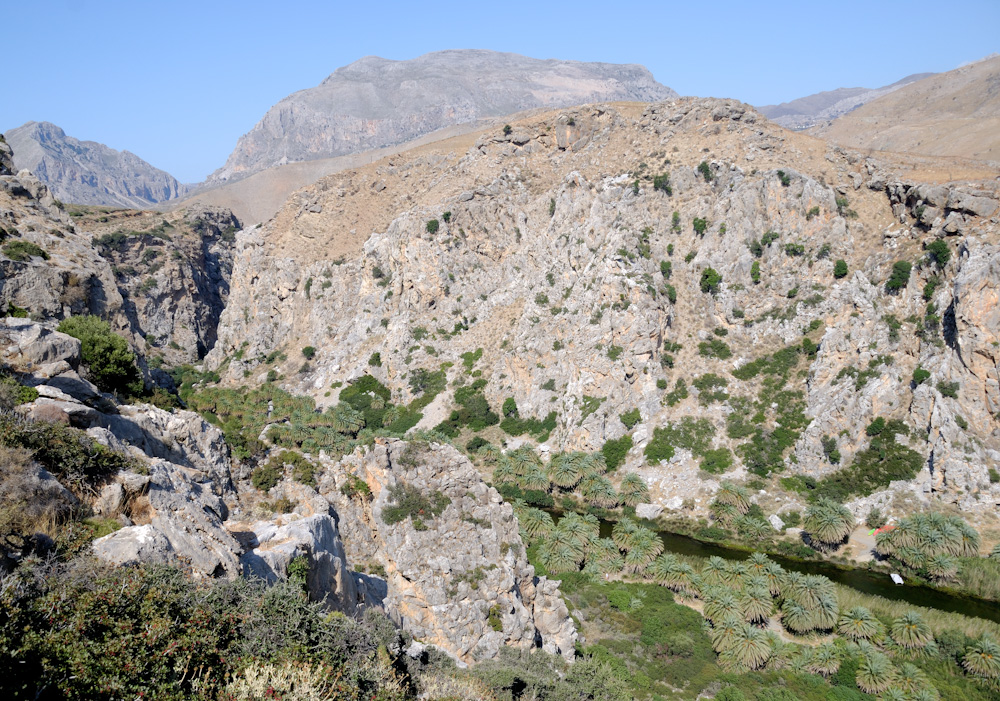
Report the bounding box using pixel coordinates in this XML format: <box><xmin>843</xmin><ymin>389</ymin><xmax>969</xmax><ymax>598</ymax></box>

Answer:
<box><xmin>810</xmin><ymin>55</ymin><xmax>1000</xmax><ymax>162</ymax></box>
<box><xmin>209</xmin><ymin>50</ymin><xmax>676</xmax><ymax>184</ymax></box>
<box><xmin>207</xmin><ymin>97</ymin><xmax>1000</xmax><ymax>527</ymax></box>
<box><xmin>4</xmin><ymin>121</ymin><xmax>187</xmax><ymax>207</ymax></box>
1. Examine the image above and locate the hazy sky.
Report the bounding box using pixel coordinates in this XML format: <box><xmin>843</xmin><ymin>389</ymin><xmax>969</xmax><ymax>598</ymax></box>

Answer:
<box><xmin>4</xmin><ymin>0</ymin><xmax>997</xmax><ymax>182</ymax></box>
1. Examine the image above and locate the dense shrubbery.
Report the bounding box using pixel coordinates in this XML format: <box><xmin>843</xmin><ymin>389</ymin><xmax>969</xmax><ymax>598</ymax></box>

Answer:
<box><xmin>3</xmin><ymin>240</ymin><xmax>49</xmax><ymax>261</ymax></box>
<box><xmin>0</xmin><ymin>561</ymin><xmax>411</xmax><ymax>700</ymax></box>
<box><xmin>381</xmin><ymin>482</ymin><xmax>451</xmax><ymax>530</ymax></box>
<box><xmin>58</xmin><ymin>315</ymin><xmax>143</xmax><ymax>396</ymax></box>
<box><xmin>813</xmin><ymin>418</ymin><xmax>923</xmax><ymax>501</ymax></box>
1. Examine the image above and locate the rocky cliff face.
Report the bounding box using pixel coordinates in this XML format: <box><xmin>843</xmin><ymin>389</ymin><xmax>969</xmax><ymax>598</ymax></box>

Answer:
<box><xmin>0</xmin><ymin>140</ymin><xmax>238</xmax><ymax>368</ymax></box>
<box><xmin>209</xmin><ymin>50</ymin><xmax>676</xmax><ymax>184</ymax></box>
<box><xmin>4</xmin><ymin>122</ymin><xmax>187</xmax><ymax>208</ymax></box>
<box><xmin>209</xmin><ymin>97</ymin><xmax>1000</xmax><ymax>521</ymax></box>
<box><xmin>319</xmin><ymin>438</ymin><xmax>576</xmax><ymax>662</ymax></box>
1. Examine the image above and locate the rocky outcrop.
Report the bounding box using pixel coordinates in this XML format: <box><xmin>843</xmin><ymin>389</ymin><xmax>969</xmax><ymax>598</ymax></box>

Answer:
<box><xmin>3</xmin><ymin>122</ymin><xmax>187</xmax><ymax>207</ymax></box>
<box><xmin>209</xmin><ymin>50</ymin><xmax>676</xmax><ymax>184</ymax></box>
<box><xmin>240</xmin><ymin>514</ymin><xmax>361</xmax><ymax>614</ymax></box>
<box><xmin>320</xmin><ymin>438</ymin><xmax>577</xmax><ymax>662</ymax></box>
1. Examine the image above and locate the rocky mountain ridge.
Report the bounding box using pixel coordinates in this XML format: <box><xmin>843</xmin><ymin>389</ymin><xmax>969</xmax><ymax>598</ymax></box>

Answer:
<box><xmin>3</xmin><ymin>121</ymin><xmax>188</xmax><ymax>207</ymax></box>
<box><xmin>208</xmin><ymin>50</ymin><xmax>677</xmax><ymax>184</ymax></box>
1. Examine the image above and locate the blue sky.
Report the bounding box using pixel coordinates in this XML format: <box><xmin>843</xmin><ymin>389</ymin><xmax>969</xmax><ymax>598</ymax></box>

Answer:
<box><xmin>3</xmin><ymin>0</ymin><xmax>997</xmax><ymax>183</ymax></box>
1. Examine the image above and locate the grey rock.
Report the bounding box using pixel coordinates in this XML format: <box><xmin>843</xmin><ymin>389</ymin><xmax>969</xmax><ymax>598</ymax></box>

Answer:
<box><xmin>0</xmin><ymin>319</ymin><xmax>80</xmax><ymax>369</ymax></box>
<box><xmin>44</xmin><ymin>371</ymin><xmax>100</xmax><ymax>403</ymax></box>
<box><xmin>947</xmin><ymin>190</ymin><xmax>997</xmax><ymax>217</ymax></box>
<box><xmin>768</xmin><ymin>514</ymin><xmax>785</xmax><ymax>531</ymax></box>
<box><xmin>240</xmin><ymin>514</ymin><xmax>360</xmax><ymax>615</ymax></box>
<box><xmin>93</xmin><ymin>524</ymin><xmax>173</xmax><ymax>566</ymax></box>
<box><xmin>94</xmin><ymin>482</ymin><xmax>126</xmax><ymax>517</ymax></box>
<box><xmin>635</xmin><ymin>503</ymin><xmax>664</xmax><ymax>520</ymax></box>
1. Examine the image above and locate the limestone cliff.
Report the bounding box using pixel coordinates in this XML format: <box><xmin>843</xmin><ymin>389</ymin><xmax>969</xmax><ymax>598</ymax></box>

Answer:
<box><xmin>209</xmin><ymin>97</ymin><xmax>1000</xmax><ymax>521</ymax></box>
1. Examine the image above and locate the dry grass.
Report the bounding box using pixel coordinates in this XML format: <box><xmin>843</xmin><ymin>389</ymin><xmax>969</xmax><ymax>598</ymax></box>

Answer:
<box><xmin>0</xmin><ymin>444</ymin><xmax>76</xmax><ymax>550</ymax></box>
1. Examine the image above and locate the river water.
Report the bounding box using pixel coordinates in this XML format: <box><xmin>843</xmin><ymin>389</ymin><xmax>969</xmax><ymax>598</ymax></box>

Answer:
<box><xmin>576</xmin><ymin>516</ymin><xmax>1000</xmax><ymax>624</ymax></box>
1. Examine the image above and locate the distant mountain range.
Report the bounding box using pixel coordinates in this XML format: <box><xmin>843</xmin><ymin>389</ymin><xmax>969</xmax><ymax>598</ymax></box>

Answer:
<box><xmin>758</xmin><ymin>73</ymin><xmax>934</xmax><ymax>130</ymax></box>
<box><xmin>3</xmin><ymin>122</ymin><xmax>188</xmax><ymax>208</ymax></box>
<box><xmin>5</xmin><ymin>51</ymin><xmax>998</xmax><ymax>210</ymax></box>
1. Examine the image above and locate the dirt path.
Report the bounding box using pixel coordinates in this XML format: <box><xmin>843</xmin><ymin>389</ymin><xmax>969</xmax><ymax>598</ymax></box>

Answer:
<box><xmin>843</xmin><ymin>526</ymin><xmax>876</xmax><ymax>563</ymax></box>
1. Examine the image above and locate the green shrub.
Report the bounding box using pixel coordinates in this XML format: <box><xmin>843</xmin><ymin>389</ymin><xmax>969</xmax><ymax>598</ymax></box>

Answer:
<box><xmin>664</xmin><ymin>378</ymin><xmax>688</xmax><ymax>406</ymax></box>
<box><xmin>692</xmin><ymin>373</ymin><xmax>729</xmax><ymax>404</ymax></box>
<box><xmin>700</xmin><ymin>447</ymin><xmax>733</xmax><ymax>474</ymax></box>
<box><xmin>368</xmin><ymin>351</ymin><xmax>382</xmax><ymax>367</ymax></box>
<box><xmin>660</xmin><ymin>260</ymin><xmax>672</xmax><ymax>278</ymax></box>
<box><xmin>814</xmin><ymin>419</ymin><xmax>922</xmax><ymax>501</ymax></box>
<box><xmin>833</xmin><ymin>259</ymin><xmax>848</xmax><ymax>278</ymax></box>
<box><xmin>653</xmin><ymin>173</ymin><xmax>672</xmax><ymax>194</ymax></box>
<box><xmin>607</xmin><ymin>345</ymin><xmax>623</xmax><ymax>361</ymax></box>
<box><xmin>923</xmin><ymin>276</ymin><xmax>940</xmax><ymax>301</ymax></box>
<box><xmin>784</xmin><ymin>243</ymin><xmax>805</xmax><ymax>256</ymax></box>
<box><xmin>251</xmin><ymin>462</ymin><xmax>282</xmax><ymax>492</ymax></box>
<box><xmin>693</xmin><ymin>218</ymin><xmax>709</xmax><ymax>237</ymax></box>
<box><xmin>937</xmin><ymin>380</ymin><xmax>959</xmax><ymax>398</ymax></box>
<box><xmin>777</xmin><ymin>170</ymin><xmax>791</xmax><ymax>186</ymax></box>
<box><xmin>912</xmin><ymin>367</ymin><xmax>931</xmax><ymax>385</ymax></box>
<box><xmin>699</xmin><ymin>267</ymin><xmax>722</xmax><ymax>294</ymax></box>
<box><xmin>698</xmin><ymin>338</ymin><xmax>732</xmax><ymax>360</ymax></box>
<box><xmin>426</xmin><ymin>219</ymin><xmax>439</xmax><ymax>234</ymax></box>
<box><xmin>697</xmin><ymin>161</ymin><xmax>713</xmax><ymax>182</ymax></box>
<box><xmin>381</xmin><ymin>481</ymin><xmax>451</xmax><ymax>526</ymax></box>
<box><xmin>750</xmin><ymin>260</ymin><xmax>760</xmax><ymax>284</ymax></box>
<box><xmin>301</xmin><ymin>346</ymin><xmax>316</xmax><ymax>359</ymax></box>
<box><xmin>3</xmin><ymin>240</ymin><xmax>49</xmax><ymax>261</ymax></box>
<box><xmin>57</xmin><ymin>316</ymin><xmax>143</xmax><ymax>396</ymax></box>
<box><xmin>886</xmin><ymin>260</ymin><xmax>912</xmax><ymax>292</ymax></box>
<box><xmin>619</xmin><ymin>408</ymin><xmax>641</xmax><ymax>430</ymax></box>
<box><xmin>602</xmin><ymin>434</ymin><xmax>633</xmax><ymax>471</ymax></box>
<box><xmin>926</xmin><ymin>239</ymin><xmax>951</xmax><ymax>268</ymax></box>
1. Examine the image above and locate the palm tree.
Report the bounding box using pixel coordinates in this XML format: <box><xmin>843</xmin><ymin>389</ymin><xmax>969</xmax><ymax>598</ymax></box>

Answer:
<box><xmin>540</xmin><ymin>541</ymin><xmax>579</xmax><ymax>573</ymax></box>
<box><xmin>813</xmin><ymin>594</ymin><xmax>839</xmax><ymax>631</ymax></box>
<box><xmin>700</xmin><ymin>556</ymin><xmax>728</xmax><ymax>585</ymax></box>
<box><xmin>875</xmin><ymin>528</ymin><xmax>898</xmax><ymax>557</ymax></box>
<box><xmin>880</xmin><ymin>690</ymin><xmax>907</xmax><ymax>701</ymax></box>
<box><xmin>548</xmin><ymin>454</ymin><xmax>583</xmax><ymax>489</ymax></box>
<box><xmin>763</xmin><ymin>561</ymin><xmax>785</xmax><ymax>597</ymax></box>
<box><xmin>477</xmin><ymin>443</ymin><xmax>501</xmax><ymax>463</ymax></box>
<box><xmin>492</xmin><ymin>462</ymin><xmax>517</xmax><ymax>485</ymax></box>
<box><xmin>619</xmin><ymin>473</ymin><xmax>649</xmax><ymax>507</ymax></box>
<box><xmin>855</xmin><ymin>650</ymin><xmax>897</xmax><ymax>694</ymax></box>
<box><xmin>582</xmin><ymin>475</ymin><xmax>619</xmax><ymax>508</ymax></box>
<box><xmin>583</xmin><ymin>537</ymin><xmax>624</xmax><ymax>575</ymax></box>
<box><xmin>726</xmin><ymin>623</ymin><xmax>772</xmax><ymax>670</ymax></box>
<box><xmin>963</xmin><ymin>637</ymin><xmax>1000</xmax><ymax>679</ymax></box>
<box><xmin>780</xmin><ymin>598</ymin><xmax>814</xmax><ymax>635</ymax></box>
<box><xmin>891</xmin><ymin>611</ymin><xmax>933</xmax><ymax>649</ymax></box>
<box><xmin>715</xmin><ymin>482</ymin><xmax>751</xmax><ymax>513</ymax></box>
<box><xmin>721</xmin><ymin>561</ymin><xmax>749</xmax><ymax>589</ymax></box>
<box><xmin>990</xmin><ymin>543</ymin><xmax>1000</xmax><ymax>560</ymax></box>
<box><xmin>581</xmin><ymin>452</ymin><xmax>607</xmax><ymax>477</ymax></box>
<box><xmin>838</xmin><ymin>606</ymin><xmax>880</xmax><ymax>641</ymax></box>
<box><xmin>521</xmin><ymin>466</ymin><xmax>550</xmax><ymax>492</ymax></box>
<box><xmin>508</xmin><ymin>447</ymin><xmax>538</xmax><ymax>476</ymax></box>
<box><xmin>804</xmin><ymin>498</ymin><xmax>854</xmax><ymax>547</ymax></box>
<box><xmin>559</xmin><ymin>512</ymin><xmax>597</xmax><ymax>544</ymax></box>
<box><xmin>519</xmin><ymin>508</ymin><xmax>555</xmax><ymax>538</ymax></box>
<box><xmin>704</xmin><ymin>590</ymin><xmax>740</xmax><ymax>624</ymax></box>
<box><xmin>710</xmin><ymin>616</ymin><xmax>742</xmax><ymax>653</ymax></box>
<box><xmin>740</xmin><ymin>516</ymin><xmax>771</xmax><ymax>541</ymax></box>
<box><xmin>740</xmin><ymin>586</ymin><xmax>773</xmax><ymax>624</ymax></box>
<box><xmin>935</xmin><ymin>520</ymin><xmax>962</xmax><ymax>556</ymax></box>
<box><xmin>381</xmin><ymin>405</ymin><xmax>401</xmax><ymax>427</ymax></box>
<box><xmin>956</xmin><ymin>521</ymin><xmax>981</xmax><ymax>557</ymax></box>
<box><xmin>746</xmin><ymin>552</ymin><xmax>770</xmax><ymax>573</ymax></box>
<box><xmin>612</xmin><ymin>518</ymin><xmax>639</xmax><ymax>551</ymax></box>
<box><xmin>664</xmin><ymin>563</ymin><xmax>696</xmax><ymax>594</ymax></box>
<box><xmin>808</xmin><ymin>642</ymin><xmax>840</xmax><ymax>677</ymax></box>
<box><xmin>331</xmin><ymin>402</ymin><xmax>365</xmax><ymax>434</ymax></box>
<box><xmin>711</xmin><ymin>502</ymin><xmax>740</xmax><ymax>527</ymax></box>
<box><xmin>548</xmin><ymin>526</ymin><xmax>586</xmax><ymax>561</ymax></box>
<box><xmin>895</xmin><ymin>663</ymin><xmax>932</xmax><ymax>696</ymax></box>
<box><xmin>925</xmin><ymin>553</ymin><xmax>959</xmax><ymax>580</ymax></box>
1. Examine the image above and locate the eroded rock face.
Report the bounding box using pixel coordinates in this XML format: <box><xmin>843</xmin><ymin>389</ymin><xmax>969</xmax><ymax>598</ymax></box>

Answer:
<box><xmin>320</xmin><ymin>438</ymin><xmax>576</xmax><ymax>662</ymax></box>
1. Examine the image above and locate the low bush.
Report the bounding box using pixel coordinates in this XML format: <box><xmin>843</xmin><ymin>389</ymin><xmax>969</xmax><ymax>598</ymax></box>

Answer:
<box><xmin>57</xmin><ymin>315</ymin><xmax>143</xmax><ymax>396</ymax></box>
<box><xmin>3</xmin><ymin>240</ymin><xmax>49</xmax><ymax>261</ymax></box>
<box><xmin>381</xmin><ymin>482</ymin><xmax>451</xmax><ymax>527</ymax></box>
